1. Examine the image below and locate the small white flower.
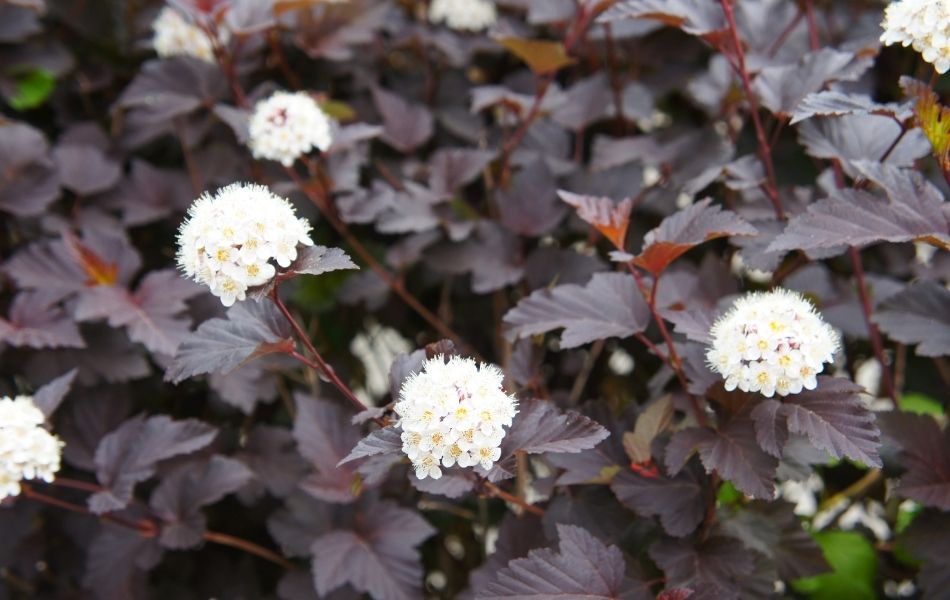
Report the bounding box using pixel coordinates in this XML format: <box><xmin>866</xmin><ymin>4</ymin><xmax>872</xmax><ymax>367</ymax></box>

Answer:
<box><xmin>176</xmin><ymin>183</ymin><xmax>313</xmax><ymax>306</ymax></box>
<box><xmin>152</xmin><ymin>6</ymin><xmax>227</xmax><ymax>63</ymax></box>
<box><xmin>394</xmin><ymin>356</ymin><xmax>517</xmax><ymax>479</ymax></box>
<box><xmin>707</xmin><ymin>288</ymin><xmax>840</xmax><ymax>398</ymax></box>
<box><xmin>0</xmin><ymin>396</ymin><xmax>64</xmax><ymax>501</ymax></box>
<box><xmin>429</xmin><ymin>0</ymin><xmax>497</xmax><ymax>32</ymax></box>
<box><xmin>248</xmin><ymin>91</ymin><xmax>335</xmax><ymax>167</ymax></box>
<box><xmin>881</xmin><ymin>0</ymin><xmax>950</xmax><ymax>73</ymax></box>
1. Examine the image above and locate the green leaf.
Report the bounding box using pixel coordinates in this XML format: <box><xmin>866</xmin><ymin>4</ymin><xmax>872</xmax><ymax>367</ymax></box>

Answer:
<box><xmin>293</xmin><ymin>269</ymin><xmax>353</xmax><ymax>313</ymax></box>
<box><xmin>8</xmin><ymin>69</ymin><xmax>55</xmax><ymax>111</ymax></box>
<box><xmin>899</xmin><ymin>392</ymin><xmax>944</xmax><ymax>417</ymax></box>
<box><xmin>792</xmin><ymin>531</ymin><xmax>877</xmax><ymax>600</ymax></box>
<box><xmin>716</xmin><ymin>480</ymin><xmax>741</xmax><ymax>505</ymax></box>
<box><xmin>319</xmin><ymin>99</ymin><xmax>355</xmax><ymax>122</ymax></box>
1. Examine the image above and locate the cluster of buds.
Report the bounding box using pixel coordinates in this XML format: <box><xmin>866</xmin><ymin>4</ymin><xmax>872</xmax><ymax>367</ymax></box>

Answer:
<box><xmin>176</xmin><ymin>183</ymin><xmax>314</xmax><ymax>306</ymax></box>
<box><xmin>248</xmin><ymin>91</ymin><xmax>335</xmax><ymax>167</ymax></box>
<box><xmin>395</xmin><ymin>356</ymin><xmax>517</xmax><ymax>480</ymax></box>
<box><xmin>0</xmin><ymin>396</ymin><xmax>63</xmax><ymax>501</ymax></box>
<box><xmin>706</xmin><ymin>289</ymin><xmax>840</xmax><ymax>397</ymax></box>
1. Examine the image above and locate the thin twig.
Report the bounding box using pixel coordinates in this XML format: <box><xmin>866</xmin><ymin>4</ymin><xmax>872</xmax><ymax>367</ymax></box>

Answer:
<box><xmin>847</xmin><ymin>247</ymin><xmax>898</xmax><ymax>406</ymax></box>
<box><xmin>568</xmin><ymin>339</ymin><xmax>605</xmax><ymax>405</ymax></box>
<box><xmin>203</xmin><ymin>531</ymin><xmax>298</xmax><ymax>571</ymax></box>
<box><xmin>481</xmin><ymin>480</ymin><xmax>545</xmax><ymax>517</ymax></box>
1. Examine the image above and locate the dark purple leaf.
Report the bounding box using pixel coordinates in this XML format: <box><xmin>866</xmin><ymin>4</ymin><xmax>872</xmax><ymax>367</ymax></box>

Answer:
<box><xmin>789</xmin><ymin>91</ymin><xmax>913</xmax><ymax>125</ymax></box>
<box><xmin>26</xmin><ymin>325</ymin><xmax>151</xmax><ymax>385</ymax></box>
<box><xmin>797</xmin><ymin>114</ymin><xmax>930</xmax><ymax>178</ymax></box>
<box><xmin>551</xmin><ymin>74</ymin><xmax>611</xmax><ymax>130</ymax></box>
<box><xmin>768</xmin><ymin>162</ymin><xmax>950</xmax><ymax>254</ymax></box>
<box><xmin>753</xmin><ymin>48</ymin><xmax>873</xmax><ymax>116</ymax></box>
<box><xmin>523</xmin><ymin>247</ymin><xmax>607</xmax><ymax>290</ymax></box>
<box><xmin>425</xmin><ymin>221</ymin><xmax>524</xmax><ymax>294</ymax></box>
<box><xmin>749</xmin><ymin>399</ymin><xmax>787</xmax><ymax>458</ymax></box>
<box><xmin>293</xmin><ymin>394</ymin><xmax>362</xmax><ymax>503</ymax></box>
<box><xmin>310</xmin><ymin>501</ymin><xmax>435</xmax><ymax>600</ymax></box>
<box><xmin>0</xmin><ymin>290</ymin><xmax>84</xmax><ymax>349</ymax></box>
<box><xmin>598</xmin><ymin>0</ymin><xmax>727</xmax><ymax>36</ymax></box>
<box><xmin>719</xmin><ymin>501</ymin><xmax>830</xmax><ymax>580</ymax></box>
<box><xmin>52</xmin><ymin>144</ymin><xmax>121</xmax><ymax>196</ymax></box>
<box><xmin>773</xmin><ymin>377</ymin><xmax>881</xmax><ymax>467</ymax></box>
<box><xmin>236</xmin><ymin>424</ymin><xmax>308</xmax><ymax>499</ymax></box>
<box><xmin>649</xmin><ymin>536</ymin><xmax>756</xmax><ymax>600</ymax></box>
<box><xmin>429</xmin><ymin>147</ymin><xmax>495</xmax><ymax>195</ymax></box>
<box><xmin>611</xmin><ymin>461</ymin><xmax>707</xmax><ymax>537</ymax></box>
<box><xmin>90</xmin><ymin>415</ymin><xmax>217</xmax><ymax>514</ymax></box>
<box><xmin>338</xmin><ymin>427</ymin><xmax>403</xmax><ymax>466</ymax></box>
<box><xmin>467</xmin><ymin>512</ymin><xmax>547</xmax><ymax>595</ymax></box>
<box><xmin>268</xmin><ymin>492</ymin><xmax>335</xmax><ymax>558</ymax></box>
<box><xmin>899</xmin><ymin>510</ymin><xmax>950</xmax><ymax>597</ymax></box>
<box><xmin>479</xmin><ymin>524</ymin><xmax>649</xmax><ymax>599</ymax></box>
<box><xmin>0</xmin><ymin>4</ymin><xmax>42</xmax><ymax>43</ymax></box>
<box><xmin>665</xmin><ymin>409</ymin><xmax>778</xmax><ymax>500</ymax></box>
<box><xmin>250</xmin><ymin>245</ymin><xmax>358</xmax><ymax>299</ymax></box>
<box><xmin>388</xmin><ymin>349</ymin><xmax>426</xmax><ymax>400</ymax></box>
<box><xmin>150</xmin><ymin>456</ymin><xmax>253</xmax><ymax>549</ymax></box>
<box><xmin>32</xmin><ymin>368</ymin><xmax>78</xmax><ymax>418</ymax></box>
<box><xmin>496</xmin><ymin>160</ymin><xmax>567</xmax><ymax>237</ymax></box>
<box><xmin>115</xmin><ymin>160</ymin><xmax>193</xmax><ymax>226</ymax></box>
<box><xmin>873</xmin><ymin>280</ymin><xmax>950</xmax><ymax>357</ymax></box>
<box><xmin>504</xmin><ymin>272</ymin><xmax>650</xmax><ymax>348</ymax></box>
<box><xmin>0</xmin><ymin>121</ymin><xmax>60</xmax><ymax>216</ymax></box>
<box><xmin>208</xmin><ymin>359</ymin><xmax>279</xmax><ymax>414</ymax></box>
<box><xmin>75</xmin><ymin>270</ymin><xmax>202</xmax><ymax>356</ymax></box>
<box><xmin>634</xmin><ymin>199</ymin><xmax>757</xmax><ymax>275</ymax></box>
<box><xmin>371</xmin><ymin>86</ymin><xmax>434</xmax><ymax>153</ymax></box>
<box><xmin>500</xmin><ymin>398</ymin><xmax>610</xmax><ymax>457</ymax></box>
<box><xmin>83</xmin><ymin>524</ymin><xmax>163</xmax><ymax>600</ymax></box>
<box><xmin>880</xmin><ymin>412</ymin><xmax>950</xmax><ymax>510</ymax></box>
<box><xmin>409</xmin><ymin>469</ymin><xmax>475</xmax><ymax>499</ymax></box>
<box><xmin>166</xmin><ymin>300</ymin><xmax>295</xmax><ymax>383</ymax></box>
<box><xmin>56</xmin><ymin>386</ymin><xmax>129</xmax><ymax>471</ymax></box>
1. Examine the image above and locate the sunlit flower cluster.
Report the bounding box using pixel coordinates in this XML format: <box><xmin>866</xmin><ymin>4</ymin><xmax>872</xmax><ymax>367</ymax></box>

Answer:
<box><xmin>0</xmin><ymin>396</ymin><xmax>63</xmax><ymax>501</ymax></box>
<box><xmin>248</xmin><ymin>91</ymin><xmax>334</xmax><ymax>167</ymax></box>
<box><xmin>880</xmin><ymin>0</ymin><xmax>950</xmax><ymax>73</ymax></box>
<box><xmin>152</xmin><ymin>6</ymin><xmax>227</xmax><ymax>63</ymax></box>
<box><xmin>395</xmin><ymin>356</ymin><xmax>518</xmax><ymax>480</ymax></box>
<box><xmin>706</xmin><ymin>288</ymin><xmax>840</xmax><ymax>397</ymax></box>
<box><xmin>429</xmin><ymin>0</ymin><xmax>498</xmax><ymax>32</ymax></box>
<box><xmin>176</xmin><ymin>183</ymin><xmax>313</xmax><ymax>306</ymax></box>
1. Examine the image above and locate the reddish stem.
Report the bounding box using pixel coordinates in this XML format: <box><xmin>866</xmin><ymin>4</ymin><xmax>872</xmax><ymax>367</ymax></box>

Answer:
<box><xmin>481</xmin><ymin>480</ymin><xmax>545</xmax><ymax>516</ymax></box>
<box><xmin>718</xmin><ymin>0</ymin><xmax>785</xmax><ymax>220</ymax></box>
<box><xmin>803</xmin><ymin>0</ymin><xmax>820</xmax><ymax>50</ymax></box>
<box><xmin>847</xmin><ymin>247</ymin><xmax>898</xmax><ymax>406</ymax></box>
<box><xmin>203</xmin><ymin>530</ymin><xmax>297</xmax><ymax>571</ymax></box>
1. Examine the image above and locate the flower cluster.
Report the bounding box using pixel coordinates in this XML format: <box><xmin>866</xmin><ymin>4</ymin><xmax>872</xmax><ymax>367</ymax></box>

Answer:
<box><xmin>0</xmin><ymin>396</ymin><xmax>63</xmax><ymax>501</ymax></box>
<box><xmin>248</xmin><ymin>91</ymin><xmax>334</xmax><ymax>167</ymax></box>
<box><xmin>429</xmin><ymin>0</ymin><xmax>498</xmax><ymax>32</ymax></box>
<box><xmin>880</xmin><ymin>0</ymin><xmax>950</xmax><ymax>73</ymax></box>
<box><xmin>706</xmin><ymin>288</ymin><xmax>840</xmax><ymax>397</ymax></box>
<box><xmin>152</xmin><ymin>6</ymin><xmax>226</xmax><ymax>63</ymax></box>
<box><xmin>395</xmin><ymin>356</ymin><xmax>518</xmax><ymax>480</ymax></box>
<box><xmin>176</xmin><ymin>183</ymin><xmax>314</xmax><ymax>306</ymax></box>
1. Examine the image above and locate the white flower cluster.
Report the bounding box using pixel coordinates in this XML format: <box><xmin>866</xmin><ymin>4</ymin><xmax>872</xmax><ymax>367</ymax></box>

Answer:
<box><xmin>248</xmin><ymin>91</ymin><xmax>334</xmax><ymax>167</ymax></box>
<box><xmin>0</xmin><ymin>396</ymin><xmax>63</xmax><ymax>501</ymax></box>
<box><xmin>395</xmin><ymin>356</ymin><xmax>518</xmax><ymax>480</ymax></box>
<box><xmin>880</xmin><ymin>0</ymin><xmax>950</xmax><ymax>73</ymax></box>
<box><xmin>152</xmin><ymin>6</ymin><xmax>227</xmax><ymax>63</ymax></box>
<box><xmin>429</xmin><ymin>0</ymin><xmax>498</xmax><ymax>32</ymax></box>
<box><xmin>176</xmin><ymin>183</ymin><xmax>314</xmax><ymax>306</ymax></box>
<box><xmin>706</xmin><ymin>288</ymin><xmax>840</xmax><ymax>398</ymax></box>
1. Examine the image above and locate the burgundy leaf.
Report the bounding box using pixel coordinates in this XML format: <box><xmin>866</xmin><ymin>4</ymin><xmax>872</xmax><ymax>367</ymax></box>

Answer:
<box><xmin>410</xmin><ymin>469</ymin><xmax>475</xmax><ymax>499</ymax></box>
<box><xmin>0</xmin><ymin>3</ymin><xmax>42</xmax><ymax>43</ymax></box>
<box><xmin>611</xmin><ymin>463</ymin><xmax>707</xmax><ymax>537</ymax></box>
<box><xmin>310</xmin><ymin>501</ymin><xmax>435</xmax><ymax>600</ymax></box>
<box><xmin>31</xmin><ymin>368</ymin><xmax>78</xmax><ymax>418</ymax></box>
<box><xmin>873</xmin><ymin>280</ymin><xmax>950</xmax><ymax>357</ymax></box>
<box><xmin>880</xmin><ymin>412</ymin><xmax>950</xmax><ymax>510</ymax></box>
<box><xmin>0</xmin><ymin>291</ymin><xmax>84</xmax><ymax>349</ymax></box>
<box><xmin>503</xmin><ymin>272</ymin><xmax>650</xmax><ymax>348</ymax></box>
<box><xmin>558</xmin><ymin>190</ymin><xmax>633</xmax><ymax>249</ymax></box>
<box><xmin>75</xmin><ymin>269</ymin><xmax>202</xmax><ymax>356</ymax></box>
<box><xmin>899</xmin><ymin>510</ymin><xmax>950</xmax><ymax>597</ymax></box>
<box><xmin>598</xmin><ymin>0</ymin><xmax>727</xmax><ymax>36</ymax></box>
<box><xmin>236</xmin><ymin>425</ymin><xmax>308</xmax><ymax>499</ymax></box>
<box><xmin>753</xmin><ymin>48</ymin><xmax>873</xmax><ymax>116</ymax></box>
<box><xmin>500</xmin><ymin>398</ymin><xmax>610</xmax><ymax>457</ymax></box>
<box><xmin>479</xmin><ymin>524</ymin><xmax>649</xmax><ymax>599</ymax></box>
<box><xmin>768</xmin><ymin>162</ymin><xmax>950</xmax><ymax>254</ymax></box>
<box><xmin>371</xmin><ymin>86</ymin><xmax>434</xmax><ymax>153</ymax></box>
<box><xmin>52</xmin><ymin>143</ymin><xmax>121</xmax><ymax>196</ymax></box>
<box><xmin>338</xmin><ymin>427</ymin><xmax>403</xmax><ymax>466</ymax></box>
<box><xmin>649</xmin><ymin>536</ymin><xmax>756</xmax><ymax>600</ymax></box>
<box><xmin>496</xmin><ymin>160</ymin><xmax>567</xmax><ymax>237</ymax></box>
<box><xmin>749</xmin><ymin>399</ymin><xmax>787</xmax><ymax>458</ymax></box>
<box><xmin>0</xmin><ymin>121</ymin><xmax>60</xmax><ymax>216</ymax></box>
<box><xmin>150</xmin><ymin>456</ymin><xmax>254</xmax><ymax>549</ymax></box>
<box><xmin>634</xmin><ymin>199</ymin><xmax>757</xmax><ymax>275</ymax></box>
<box><xmin>789</xmin><ymin>91</ymin><xmax>912</xmax><ymax>125</ymax></box>
<box><xmin>429</xmin><ymin>147</ymin><xmax>495</xmax><ymax>195</ymax></box>
<box><xmin>83</xmin><ymin>524</ymin><xmax>163</xmax><ymax>600</ymax></box>
<box><xmin>90</xmin><ymin>415</ymin><xmax>217</xmax><ymax>514</ymax></box>
<box><xmin>293</xmin><ymin>394</ymin><xmax>363</xmax><ymax>503</ymax></box>
<box><xmin>467</xmin><ymin>512</ymin><xmax>547</xmax><ymax>595</ymax></box>
<box><xmin>166</xmin><ymin>300</ymin><xmax>295</xmax><ymax>383</ymax></box>
<box><xmin>208</xmin><ymin>359</ymin><xmax>279</xmax><ymax>414</ymax></box>
<box><xmin>425</xmin><ymin>221</ymin><xmax>524</xmax><ymax>294</ymax></box>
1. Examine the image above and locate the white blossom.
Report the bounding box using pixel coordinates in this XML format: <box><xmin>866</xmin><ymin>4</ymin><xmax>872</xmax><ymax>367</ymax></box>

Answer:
<box><xmin>0</xmin><ymin>396</ymin><xmax>63</xmax><ymax>501</ymax></box>
<box><xmin>248</xmin><ymin>91</ymin><xmax>334</xmax><ymax>167</ymax></box>
<box><xmin>152</xmin><ymin>6</ymin><xmax>227</xmax><ymax>63</ymax></box>
<box><xmin>395</xmin><ymin>356</ymin><xmax>517</xmax><ymax>480</ymax></box>
<box><xmin>176</xmin><ymin>183</ymin><xmax>313</xmax><ymax>306</ymax></box>
<box><xmin>429</xmin><ymin>0</ymin><xmax>497</xmax><ymax>32</ymax></box>
<box><xmin>707</xmin><ymin>288</ymin><xmax>840</xmax><ymax>398</ymax></box>
<box><xmin>881</xmin><ymin>0</ymin><xmax>950</xmax><ymax>73</ymax></box>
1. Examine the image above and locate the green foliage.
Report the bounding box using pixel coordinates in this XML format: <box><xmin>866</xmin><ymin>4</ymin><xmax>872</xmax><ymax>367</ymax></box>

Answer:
<box><xmin>8</xmin><ymin>68</ymin><xmax>55</xmax><ymax>111</ymax></box>
<box><xmin>793</xmin><ymin>531</ymin><xmax>877</xmax><ymax>600</ymax></box>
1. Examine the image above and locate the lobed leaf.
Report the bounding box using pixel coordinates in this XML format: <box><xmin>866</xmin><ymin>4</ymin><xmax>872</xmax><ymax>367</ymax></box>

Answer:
<box><xmin>880</xmin><ymin>412</ymin><xmax>950</xmax><ymax>510</ymax></box>
<box><xmin>873</xmin><ymin>280</ymin><xmax>950</xmax><ymax>357</ymax></box>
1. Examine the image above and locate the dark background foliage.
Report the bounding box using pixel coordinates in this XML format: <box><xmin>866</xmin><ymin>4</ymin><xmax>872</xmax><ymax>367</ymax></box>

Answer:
<box><xmin>1</xmin><ymin>0</ymin><xmax>949</xmax><ymax>599</ymax></box>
